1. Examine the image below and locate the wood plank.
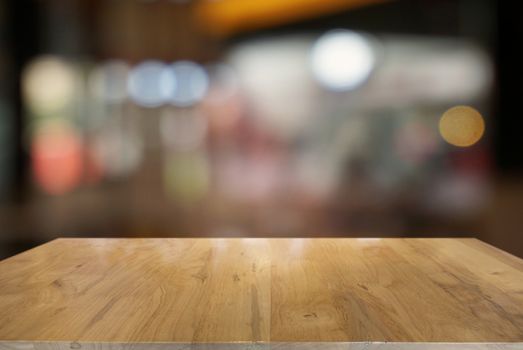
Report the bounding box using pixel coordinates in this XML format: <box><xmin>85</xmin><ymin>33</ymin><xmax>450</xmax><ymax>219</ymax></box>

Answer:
<box><xmin>0</xmin><ymin>238</ymin><xmax>522</xmax><ymax>348</ymax></box>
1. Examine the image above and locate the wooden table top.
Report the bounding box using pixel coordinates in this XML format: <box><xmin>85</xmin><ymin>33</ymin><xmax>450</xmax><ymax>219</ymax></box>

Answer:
<box><xmin>0</xmin><ymin>238</ymin><xmax>522</xmax><ymax>350</ymax></box>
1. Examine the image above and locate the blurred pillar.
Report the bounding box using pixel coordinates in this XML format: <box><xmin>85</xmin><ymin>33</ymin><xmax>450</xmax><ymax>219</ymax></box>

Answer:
<box><xmin>494</xmin><ymin>1</ymin><xmax>523</xmax><ymax>173</ymax></box>
<box><xmin>4</xmin><ymin>0</ymin><xmax>41</xmax><ymax>200</ymax></box>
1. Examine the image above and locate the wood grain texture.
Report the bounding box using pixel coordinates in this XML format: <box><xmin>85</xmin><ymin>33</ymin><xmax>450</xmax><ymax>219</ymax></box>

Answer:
<box><xmin>0</xmin><ymin>238</ymin><xmax>522</xmax><ymax>349</ymax></box>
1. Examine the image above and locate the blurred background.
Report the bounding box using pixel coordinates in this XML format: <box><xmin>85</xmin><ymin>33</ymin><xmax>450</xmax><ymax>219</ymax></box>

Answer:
<box><xmin>0</xmin><ymin>0</ymin><xmax>522</xmax><ymax>259</ymax></box>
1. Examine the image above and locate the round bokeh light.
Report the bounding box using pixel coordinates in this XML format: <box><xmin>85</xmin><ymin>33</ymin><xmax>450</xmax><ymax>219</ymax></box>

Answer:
<box><xmin>168</xmin><ymin>61</ymin><xmax>209</xmax><ymax>107</ymax></box>
<box><xmin>128</xmin><ymin>61</ymin><xmax>175</xmax><ymax>108</ymax></box>
<box><xmin>311</xmin><ymin>30</ymin><xmax>375</xmax><ymax>91</ymax></box>
<box><xmin>439</xmin><ymin>106</ymin><xmax>485</xmax><ymax>147</ymax></box>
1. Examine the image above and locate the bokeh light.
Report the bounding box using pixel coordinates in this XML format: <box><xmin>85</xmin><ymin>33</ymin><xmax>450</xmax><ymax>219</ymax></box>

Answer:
<box><xmin>204</xmin><ymin>63</ymin><xmax>239</xmax><ymax>104</ymax></box>
<box><xmin>89</xmin><ymin>60</ymin><xmax>130</xmax><ymax>104</ymax></box>
<box><xmin>128</xmin><ymin>60</ymin><xmax>174</xmax><ymax>108</ymax></box>
<box><xmin>168</xmin><ymin>61</ymin><xmax>209</xmax><ymax>107</ymax></box>
<box><xmin>311</xmin><ymin>29</ymin><xmax>375</xmax><ymax>91</ymax></box>
<box><xmin>201</xmin><ymin>63</ymin><xmax>242</xmax><ymax>133</ymax></box>
<box><xmin>23</xmin><ymin>56</ymin><xmax>77</xmax><ymax>115</ymax></box>
<box><xmin>439</xmin><ymin>106</ymin><xmax>485</xmax><ymax>147</ymax></box>
<box><xmin>164</xmin><ymin>152</ymin><xmax>210</xmax><ymax>204</ymax></box>
<box><xmin>31</xmin><ymin>121</ymin><xmax>83</xmax><ymax>195</ymax></box>
<box><xmin>160</xmin><ymin>110</ymin><xmax>207</xmax><ymax>151</ymax></box>
<box><xmin>229</xmin><ymin>37</ymin><xmax>316</xmax><ymax>138</ymax></box>
<box><xmin>92</xmin><ymin>125</ymin><xmax>144</xmax><ymax>178</ymax></box>
<box><xmin>394</xmin><ymin>118</ymin><xmax>439</xmax><ymax>165</ymax></box>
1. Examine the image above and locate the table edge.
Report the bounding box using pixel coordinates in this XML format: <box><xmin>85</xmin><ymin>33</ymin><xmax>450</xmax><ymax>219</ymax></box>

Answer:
<box><xmin>2</xmin><ymin>341</ymin><xmax>523</xmax><ymax>350</ymax></box>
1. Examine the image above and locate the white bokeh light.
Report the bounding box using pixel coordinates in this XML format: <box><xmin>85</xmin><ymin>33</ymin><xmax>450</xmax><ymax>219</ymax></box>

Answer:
<box><xmin>311</xmin><ymin>30</ymin><xmax>375</xmax><ymax>91</ymax></box>
<box><xmin>23</xmin><ymin>56</ymin><xmax>77</xmax><ymax>114</ymax></box>
<box><xmin>128</xmin><ymin>61</ymin><xmax>175</xmax><ymax>108</ymax></box>
<box><xmin>168</xmin><ymin>61</ymin><xmax>209</xmax><ymax>107</ymax></box>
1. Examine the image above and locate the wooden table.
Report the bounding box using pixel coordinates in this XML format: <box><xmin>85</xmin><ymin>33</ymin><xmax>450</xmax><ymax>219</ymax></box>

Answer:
<box><xmin>0</xmin><ymin>238</ymin><xmax>522</xmax><ymax>350</ymax></box>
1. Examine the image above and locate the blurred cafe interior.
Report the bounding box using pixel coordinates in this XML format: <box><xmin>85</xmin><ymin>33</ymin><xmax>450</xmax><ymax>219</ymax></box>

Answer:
<box><xmin>0</xmin><ymin>0</ymin><xmax>522</xmax><ymax>259</ymax></box>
